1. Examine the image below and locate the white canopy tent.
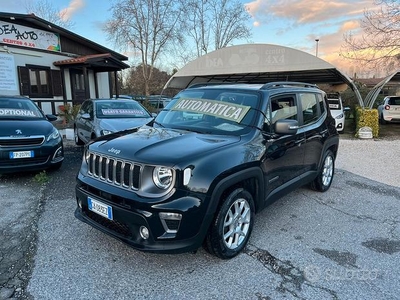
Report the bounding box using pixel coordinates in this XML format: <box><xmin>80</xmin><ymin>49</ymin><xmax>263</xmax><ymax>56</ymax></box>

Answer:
<box><xmin>164</xmin><ymin>44</ymin><xmax>364</xmax><ymax>107</ymax></box>
<box><xmin>364</xmin><ymin>70</ymin><xmax>400</xmax><ymax>108</ymax></box>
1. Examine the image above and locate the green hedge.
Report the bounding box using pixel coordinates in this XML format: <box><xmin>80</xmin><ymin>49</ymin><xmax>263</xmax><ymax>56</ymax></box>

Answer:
<box><xmin>355</xmin><ymin>106</ymin><xmax>379</xmax><ymax>138</ymax></box>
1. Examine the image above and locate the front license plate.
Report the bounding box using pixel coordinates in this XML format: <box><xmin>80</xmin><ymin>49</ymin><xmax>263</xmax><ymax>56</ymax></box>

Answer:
<box><xmin>9</xmin><ymin>151</ymin><xmax>34</xmax><ymax>159</ymax></box>
<box><xmin>88</xmin><ymin>197</ymin><xmax>113</xmax><ymax>220</ymax></box>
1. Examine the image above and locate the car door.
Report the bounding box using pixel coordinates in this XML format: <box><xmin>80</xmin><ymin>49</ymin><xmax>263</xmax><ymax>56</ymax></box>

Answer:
<box><xmin>300</xmin><ymin>92</ymin><xmax>326</xmax><ymax>173</ymax></box>
<box><xmin>262</xmin><ymin>93</ymin><xmax>306</xmax><ymax>200</ymax></box>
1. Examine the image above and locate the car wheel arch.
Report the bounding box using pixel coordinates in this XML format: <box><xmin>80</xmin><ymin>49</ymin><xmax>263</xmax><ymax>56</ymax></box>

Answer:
<box><xmin>206</xmin><ymin>166</ymin><xmax>264</xmax><ymax>218</ymax></box>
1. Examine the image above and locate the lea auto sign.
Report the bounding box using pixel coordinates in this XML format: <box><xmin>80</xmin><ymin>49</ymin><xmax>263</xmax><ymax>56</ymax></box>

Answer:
<box><xmin>0</xmin><ymin>20</ymin><xmax>60</xmax><ymax>52</ymax></box>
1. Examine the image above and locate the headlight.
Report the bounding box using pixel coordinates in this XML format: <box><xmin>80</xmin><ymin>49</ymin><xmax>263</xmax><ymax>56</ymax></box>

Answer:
<box><xmin>101</xmin><ymin>129</ymin><xmax>114</xmax><ymax>136</ymax></box>
<box><xmin>47</xmin><ymin>128</ymin><xmax>60</xmax><ymax>141</ymax></box>
<box><xmin>153</xmin><ymin>166</ymin><xmax>173</xmax><ymax>189</ymax></box>
<box><xmin>84</xmin><ymin>148</ymin><xmax>90</xmax><ymax>164</ymax></box>
<box><xmin>335</xmin><ymin>113</ymin><xmax>344</xmax><ymax>119</ymax></box>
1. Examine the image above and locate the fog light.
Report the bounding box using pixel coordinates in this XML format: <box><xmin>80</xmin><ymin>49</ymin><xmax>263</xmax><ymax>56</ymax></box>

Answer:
<box><xmin>139</xmin><ymin>226</ymin><xmax>149</xmax><ymax>239</ymax></box>
<box><xmin>52</xmin><ymin>147</ymin><xmax>63</xmax><ymax>160</ymax></box>
<box><xmin>159</xmin><ymin>212</ymin><xmax>182</xmax><ymax>234</ymax></box>
<box><xmin>78</xmin><ymin>199</ymin><xmax>82</xmax><ymax>209</ymax></box>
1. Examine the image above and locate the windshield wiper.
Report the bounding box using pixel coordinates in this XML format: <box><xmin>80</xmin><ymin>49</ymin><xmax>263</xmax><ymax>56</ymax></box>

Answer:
<box><xmin>150</xmin><ymin>120</ymin><xmax>165</xmax><ymax>128</ymax></box>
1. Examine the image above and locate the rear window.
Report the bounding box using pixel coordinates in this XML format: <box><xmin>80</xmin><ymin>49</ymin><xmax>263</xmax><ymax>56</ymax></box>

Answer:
<box><xmin>388</xmin><ymin>97</ymin><xmax>400</xmax><ymax>105</ymax></box>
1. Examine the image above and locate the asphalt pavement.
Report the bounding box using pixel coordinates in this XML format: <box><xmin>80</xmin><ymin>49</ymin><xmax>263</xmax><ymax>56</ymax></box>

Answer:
<box><xmin>1</xmin><ymin>136</ymin><xmax>400</xmax><ymax>300</ymax></box>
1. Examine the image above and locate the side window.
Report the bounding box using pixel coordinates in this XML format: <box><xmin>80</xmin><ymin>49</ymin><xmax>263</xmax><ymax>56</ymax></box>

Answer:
<box><xmin>80</xmin><ymin>101</ymin><xmax>89</xmax><ymax>114</ymax></box>
<box><xmin>87</xmin><ymin>102</ymin><xmax>94</xmax><ymax>118</ymax></box>
<box><xmin>300</xmin><ymin>93</ymin><xmax>320</xmax><ymax>125</ymax></box>
<box><xmin>271</xmin><ymin>95</ymin><xmax>298</xmax><ymax>124</ymax></box>
<box><xmin>264</xmin><ymin>95</ymin><xmax>298</xmax><ymax>133</ymax></box>
<box><xmin>319</xmin><ymin>94</ymin><xmax>326</xmax><ymax>115</ymax></box>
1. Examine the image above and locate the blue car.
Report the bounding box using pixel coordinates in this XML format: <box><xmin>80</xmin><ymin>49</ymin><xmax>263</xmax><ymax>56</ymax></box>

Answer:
<box><xmin>0</xmin><ymin>95</ymin><xmax>64</xmax><ymax>174</ymax></box>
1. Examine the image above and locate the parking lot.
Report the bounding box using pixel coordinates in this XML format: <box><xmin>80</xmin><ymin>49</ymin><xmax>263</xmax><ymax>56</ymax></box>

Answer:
<box><xmin>1</xmin><ymin>132</ymin><xmax>400</xmax><ymax>300</ymax></box>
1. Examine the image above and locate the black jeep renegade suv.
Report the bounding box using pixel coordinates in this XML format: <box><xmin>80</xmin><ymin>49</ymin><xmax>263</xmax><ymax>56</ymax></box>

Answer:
<box><xmin>75</xmin><ymin>82</ymin><xmax>339</xmax><ymax>259</ymax></box>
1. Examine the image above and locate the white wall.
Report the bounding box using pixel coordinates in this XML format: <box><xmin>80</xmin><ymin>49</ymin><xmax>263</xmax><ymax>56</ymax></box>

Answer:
<box><xmin>1</xmin><ymin>45</ymin><xmax>114</xmax><ymax>114</ymax></box>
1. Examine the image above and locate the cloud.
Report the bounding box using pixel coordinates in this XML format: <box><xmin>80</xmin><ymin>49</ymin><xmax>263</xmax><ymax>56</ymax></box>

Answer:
<box><xmin>245</xmin><ymin>0</ymin><xmax>372</xmax><ymax>25</ymax></box>
<box><xmin>340</xmin><ymin>20</ymin><xmax>360</xmax><ymax>31</ymax></box>
<box><xmin>243</xmin><ymin>0</ymin><xmax>379</xmax><ymax>75</ymax></box>
<box><xmin>59</xmin><ymin>0</ymin><xmax>85</xmax><ymax>21</ymax></box>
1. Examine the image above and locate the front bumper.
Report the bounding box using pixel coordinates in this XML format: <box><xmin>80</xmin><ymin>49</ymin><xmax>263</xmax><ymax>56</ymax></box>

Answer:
<box><xmin>0</xmin><ymin>140</ymin><xmax>64</xmax><ymax>174</ymax></box>
<box><xmin>75</xmin><ymin>173</ymin><xmax>212</xmax><ymax>253</ymax></box>
<box><xmin>334</xmin><ymin>118</ymin><xmax>344</xmax><ymax>132</ymax></box>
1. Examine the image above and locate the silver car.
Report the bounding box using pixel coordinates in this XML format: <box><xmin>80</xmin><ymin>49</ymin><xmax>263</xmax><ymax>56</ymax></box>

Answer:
<box><xmin>74</xmin><ymin>99</ymin><xmax>154</xmax><ymax>145</ymax></box>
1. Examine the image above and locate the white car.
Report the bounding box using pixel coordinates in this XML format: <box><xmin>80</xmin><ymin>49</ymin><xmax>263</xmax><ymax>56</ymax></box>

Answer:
<box><xmin>327</xmin><ymin>94</ymin><xmax>345</xmax><ymax>133</ymax></box>
<box><xmin>378</xmin><ymin>96</ymin><xmax>400</xmax><ymax>124</ymax></box>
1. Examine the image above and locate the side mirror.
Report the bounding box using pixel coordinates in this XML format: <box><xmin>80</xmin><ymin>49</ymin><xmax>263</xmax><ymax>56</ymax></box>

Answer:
<box><xmin>81</xmin><ymin>113</ymin><xmax>91</xmax><ymax>120</ymax></box>
<box><xmin>46</xmin><ymin>114</ymin><xmax>58</xmax><ymax>122</ymax></box>
<box><xmin>275</xmin><ymin>119</ymin><xmax>299</xmax><ymax>135</ymax></box>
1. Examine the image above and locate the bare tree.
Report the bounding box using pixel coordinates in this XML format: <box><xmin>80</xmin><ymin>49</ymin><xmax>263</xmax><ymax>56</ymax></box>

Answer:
<box><xmin>341</xmin><ymin>0</ymin><xmax>400</xmax><ymax>75</ymax></box>
<box><xmin>124</xmin><ymin>64</ymin><xmax>171</xmax><ymax>95</ymax></box>
<box><xmin>105</xmin><ymin>0</ymin><xmax>183</xmax><ymax>95</ymax></box>
<box><xmin>24</xmin><ymin>0</ymin><xmax>75</xmax><ymax>28</ymax></box>
<box><xmin>182</xmin><ymin>0</ymin><xmax>252</xmax><ymax>57</ymax></box>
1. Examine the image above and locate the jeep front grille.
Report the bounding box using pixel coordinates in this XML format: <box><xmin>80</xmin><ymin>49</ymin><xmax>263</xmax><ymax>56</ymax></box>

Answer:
<box><xmin>87</xmin><ymin>152</ymin><xmax>141</xmax><ymax>190</ymax></box>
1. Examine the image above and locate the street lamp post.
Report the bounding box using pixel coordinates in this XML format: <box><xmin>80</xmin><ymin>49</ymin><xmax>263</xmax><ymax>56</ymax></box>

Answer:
<box><xmin>315</xmin><ymin>39</ymin><xmax>319</xmax><ymax>57</ymax></box>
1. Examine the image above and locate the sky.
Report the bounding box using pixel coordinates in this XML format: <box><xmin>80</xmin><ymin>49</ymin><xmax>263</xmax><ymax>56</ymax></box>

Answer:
<box><xmin>1</xmin><ymin>0</ymin><xmax>379</xmax><ymax>77</ymax></box>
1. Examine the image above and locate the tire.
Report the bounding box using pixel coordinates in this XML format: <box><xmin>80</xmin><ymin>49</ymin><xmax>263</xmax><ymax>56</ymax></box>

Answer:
<box><xmin>74</xmin><ymin>127</ymin><xmax>84</xmax><ymax>145</ymax></box>
<box><xmin>310</xmin><ymin>150</ymin><xmax>335</xmax><ymax>192</ymax></box>
<box><xmin>205</xmin><ymin>188</ymin><xmax>255</xmax><ymax>259</ymax></box>
<box><xmin>380</xmin><ymin>115</ymin><xmax>387</xmax><ymax>125</ymax></box>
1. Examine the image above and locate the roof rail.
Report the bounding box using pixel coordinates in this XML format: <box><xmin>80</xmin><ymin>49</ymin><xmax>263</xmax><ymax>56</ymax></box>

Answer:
<box><xmin>260</xmin><ymin>81</ymin><xmax>318</xmax><ymax>90</ymax></box>
<box><xmin>187</xmin><ymin>82</ymin><xmax>239</xmax><ymax>89</ymax></box>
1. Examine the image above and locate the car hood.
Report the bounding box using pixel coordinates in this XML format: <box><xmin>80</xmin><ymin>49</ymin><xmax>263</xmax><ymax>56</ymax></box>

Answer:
<box><xmin>90</xmin><ymin>125</ymin><xmax>241</xmax><ymax>165</ymax></box>
<box><xmin>0</xmin><ymin>119</ymin><xmax>55</xmax><ymax>137</ymax></box>
<box><xmin>98</xmin><ymin>118</ymin><xmax>153</xmax><ymax>132</ymax></box>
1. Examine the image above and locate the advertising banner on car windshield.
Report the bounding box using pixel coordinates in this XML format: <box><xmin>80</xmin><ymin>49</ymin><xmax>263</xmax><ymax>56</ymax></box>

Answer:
<box><xmin>0</xmin><ymin>108</ymin><xmax>39</xmax><ymax>117</ymax></box>
<box><xmin>101</xmin><ymin>109</ymin><xmax>146</xmax><ymax>116</ymax></box>
<box><xmin>172</xmin><ymin>98</ymin><xmax>251</xmax><ymax>123</ymax></box>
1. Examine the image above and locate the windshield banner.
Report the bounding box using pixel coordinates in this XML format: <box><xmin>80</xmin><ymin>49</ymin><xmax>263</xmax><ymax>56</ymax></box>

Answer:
<box><xmin>0</xmin><ymin>108</ymin><xmax>38</xmax><ymax>117</ymax></box>
<box><xmin>102</xmin><ymin>109</ymin><xmax>145</xmax><ymax>115</ymax></box>
<box><xmin>172</xmin><ymin>98</ymin><xmax>250</xmax><ymax>123</ymax></box>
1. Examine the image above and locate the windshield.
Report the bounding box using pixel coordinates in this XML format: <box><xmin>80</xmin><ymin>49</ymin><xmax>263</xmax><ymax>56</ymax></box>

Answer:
<box><xmin>95</xmin><ymin>101</ymin><xmax>151</xmax><ymax>119</ymax></box>
<box><xmin>327</xmin><ymin>98</ymin><xmax>342</xmax><ymax>110</ymax></box>
<box><xmin>155</xmin><ymin>89</ymin><xmax>261</xmax><ymax>135</ymax></box>
<box><xmin>0</xmin><ymin>98</ymin><xmax>44</xmax><ymax>120</ymax></box>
